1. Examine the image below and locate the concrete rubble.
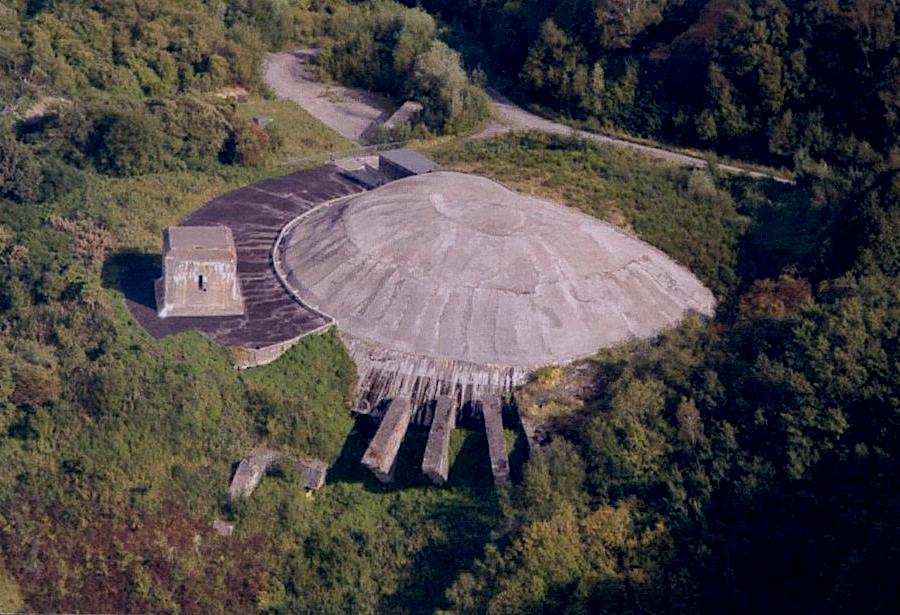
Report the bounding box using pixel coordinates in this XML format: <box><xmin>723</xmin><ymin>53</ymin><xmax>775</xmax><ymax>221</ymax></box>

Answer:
<box><xmin>228</xmin><ymin>449</ymin><xmax>328</xmax><ymax>500</ymax></box>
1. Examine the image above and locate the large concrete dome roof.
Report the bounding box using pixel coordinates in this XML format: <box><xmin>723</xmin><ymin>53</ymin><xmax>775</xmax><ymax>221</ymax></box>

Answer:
<box><xmin>277</xmin><ymin>171</ymin><xmax>715</xmax><ymax>370</ymax></box>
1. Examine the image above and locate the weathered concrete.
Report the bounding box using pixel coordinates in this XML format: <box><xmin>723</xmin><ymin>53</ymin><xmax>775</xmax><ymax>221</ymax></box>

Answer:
<box><xmin>361</xmin><ymin>397</ymin><xmax>414</xmax><ymax>483</ymax></box>
<box><xmin>212</xmin><ymin>519</ymin><xmax>235</xmax><ymax>536</ymax></box>
<box><xmin>228</xmin><ymin>449</ymin><xmax>329</xmax><ymax>500</ymax></box>
<box><xmin>229</xmin><ymin>449</ymin><xmax>280</xmax><ymax>500</ymax></box>
<box><xmin>378</xmin><ymin>148</ymin><xmax>436</xmax><ymax>180</ymax></box>
<box><xmin>345</xmin><ymin>334</ymin><xmax>526</xmax><ymax>422</ymax></box>
<box><xmin>422</xmin><ymin>396</ymin><xmax>456</xmax><ymax>484</ymax></box>
<box><xmin>294</xmin><ymin>457</ymin><xmax>329</xmax><ymax>491</ymax></box>
<box><xmin>278</xmin><ymin>171</ymin><xmax>715</xmax><ymax>373</ymax></box>
<box><xmin>156</xmin><ymin>226</ymin><xmax>244</xmax><ymax>318</ymax></box>
<box><xmin>481</xmin><ymin>395</ymin><xmax>510</xmax><ymax>488</ymax></box>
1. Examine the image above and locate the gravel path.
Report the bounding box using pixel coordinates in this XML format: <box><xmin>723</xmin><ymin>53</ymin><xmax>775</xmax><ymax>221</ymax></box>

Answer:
<box><xmin>264</xmin><ymin>50</ymin><xmax>392</xmax><ymax>142</ymax></box>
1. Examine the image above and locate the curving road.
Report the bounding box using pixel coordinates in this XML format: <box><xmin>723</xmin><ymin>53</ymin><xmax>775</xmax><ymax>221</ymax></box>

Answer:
<box><xmin>265</xmin><ymin>51</ymin><xmax>792</xmax><ymax>184</ymax></box>
<box><xmin>481</xmin><ymin>90</ymin><xmax>793</xmax><ymax>183</ymax></box>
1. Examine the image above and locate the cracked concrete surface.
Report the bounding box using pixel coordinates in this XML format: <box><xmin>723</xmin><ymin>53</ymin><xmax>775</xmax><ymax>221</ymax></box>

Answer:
<box><xmin>277</xmin><ymin>171</ymin><xmax>716</xmax><ymax>370</ymax></box>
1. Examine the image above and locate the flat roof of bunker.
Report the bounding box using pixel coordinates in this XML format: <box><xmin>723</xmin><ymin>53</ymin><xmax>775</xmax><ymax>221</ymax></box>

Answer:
<box><xmin>163</xmin><ymin>226</ymin><xmax>236</xmax><ymax>260</ymax></box>
<box><xmin>379</xmin><ymin>148</ymin><xmax>436</xmax><ymax>174</ymax></box>
<box><xmin>277</xmin><ymin>171</ymin><xmax>716</xmax><ymax>369</ymax></box>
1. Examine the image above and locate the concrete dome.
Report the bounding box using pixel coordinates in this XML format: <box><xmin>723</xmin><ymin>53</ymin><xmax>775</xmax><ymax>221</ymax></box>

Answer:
<box><xmin>276</xmin><ymin>171</ymin><xmax>714</xmax><ymax>371</ymax></box>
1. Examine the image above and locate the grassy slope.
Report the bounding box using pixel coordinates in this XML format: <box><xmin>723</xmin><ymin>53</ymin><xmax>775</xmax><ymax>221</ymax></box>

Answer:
<box><xmin>0</xmin><ymin>100</ymin><xmax>499</xmax><ymax>613</ymax></box>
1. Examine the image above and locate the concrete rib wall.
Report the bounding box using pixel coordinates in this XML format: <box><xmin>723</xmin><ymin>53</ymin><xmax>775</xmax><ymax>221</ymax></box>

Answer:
<box><xmin>422</xmin><ymin>396</ymin><xmax>455</xmax><ymax>484</ymax></box>
<box><xmin>482</xmin><ymin>395</ymin><xmax>511</xmax><ymax>488</ymax></box>
<box><xmin>361</xmin><ymin>397</ymin><xmax>414</xmax><ymax>482</ymax></box>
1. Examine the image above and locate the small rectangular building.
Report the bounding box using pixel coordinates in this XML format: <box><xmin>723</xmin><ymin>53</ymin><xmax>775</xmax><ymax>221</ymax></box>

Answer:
<box><xmin>378</xmin><ymin>149</ymin><xmax>436</xmax><ymax>181</ymax></box>
<box><xmin>156</xmin><ymin>226</ymin><xmax>244</xmax><ymax>318</ymax></box>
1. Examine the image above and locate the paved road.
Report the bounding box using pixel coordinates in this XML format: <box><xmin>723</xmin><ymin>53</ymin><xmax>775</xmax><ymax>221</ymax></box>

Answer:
<box><xmin>264</xmin><ymin>50</ymin><xmax>391</xmax><ymax>142</ymax></box>
<box><xmin>481</xmin><ymin>90</ymin><xmax>792</xmax><ymax>183</ymax></box>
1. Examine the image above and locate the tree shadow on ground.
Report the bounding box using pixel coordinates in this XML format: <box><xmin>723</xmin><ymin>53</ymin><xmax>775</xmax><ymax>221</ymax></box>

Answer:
<box><xmin>101</xmin><ymin>250</ymin><xmax>161</xmax><ymax>309</ymax></box>
<box><xmin>379</xmin><ymin>430</ymin><xmax>504</xmax><ymax>613</ymax></box>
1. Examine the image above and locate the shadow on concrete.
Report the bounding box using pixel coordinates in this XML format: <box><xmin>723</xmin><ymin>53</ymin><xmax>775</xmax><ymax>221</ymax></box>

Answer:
<box><xmin>101</xmin><ymin>250</ymin><xmax>161</xmax><ymax>309</ymax></box>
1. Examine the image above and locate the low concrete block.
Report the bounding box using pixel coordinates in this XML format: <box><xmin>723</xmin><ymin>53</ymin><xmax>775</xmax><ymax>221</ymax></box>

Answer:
<box><xmin>422</xmin><ymin>396</ymin><xmax>455</xmax><ymax>484</ymax></box>
<box><xmin>292</xmin><ymin>457</ymin><xmax>328</xmax><ymax>491</ymax></box>
<box><xmin>361</xmin><ymin>397</ymin><xmax>413</xmax><ymax>483</ymax></box>
<box><xmin>228</xmin><ymin>449</ymin><xmax>280</xmax><ymax>500</ymax></box>
<box><xmin>229</xmin><ymin>449</ymin><xmax>329</xmax><ymax>500</ymax></box>
<box><xmin>482</xmin><ymin>395</ymin><xmax>510</xmax><ymax>488</ymax></box>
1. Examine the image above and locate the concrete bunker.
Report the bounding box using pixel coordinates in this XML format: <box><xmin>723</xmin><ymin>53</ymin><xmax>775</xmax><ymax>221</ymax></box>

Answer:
<box><xmin>134</xmin><ymin>154</ymin><xmax>716</xmax><ymax>489</ymax></box>
<box><xmin>275</xmin><ymin>169</ymin><xmax>716</xmax><ymax>485</ymax></box>
<box><xmin>156</xmin><ymin>226</ymin><xmax>244</xmax><ymax>318</ymax></box>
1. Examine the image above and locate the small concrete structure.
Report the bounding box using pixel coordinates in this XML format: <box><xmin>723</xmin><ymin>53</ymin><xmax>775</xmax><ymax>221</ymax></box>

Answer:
<box><xmin>482</xmin><ymin>395</ymin><xmax>511</xmax><ymax>488</ymax></box>
<box><xmin>422</xmin><ymin>396</ymin><xmax>455</xmax><ymax>485</ymax></box>
<box><xmin>253</xmin><ymin>115</ymin><xmax>273</xmax><ymax>128</ymax></box>
<box><xmin>156</xmin><ymin>226</ymin><xmax>244</xmax><ymax>318</ymax></box>
<box><xmin>228</xmin><ymin>449</ymin><xmax>328</xmax><ymax>500</ymax></box>
<box><xmin>381</xmin><ymin>101</ymin><xmax>423</xmax><ymax>131</ymax></box>
<box><xmin>212</xmin><ymin>519</ymin><xmax>235</xmax><ymax>536</ymax></box>
<box><xmin>361</xmin><ymin>397</ymin><xmax>414</xmax><ymax>483</ymax></box>
<box><xmin>377</xmin><ymin>149</ymin><xmax>436</xmax><ymax>180</ymax></box>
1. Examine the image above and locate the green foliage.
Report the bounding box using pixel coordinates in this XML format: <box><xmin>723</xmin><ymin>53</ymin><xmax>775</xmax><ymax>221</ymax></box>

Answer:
<box><xmin>88</xmin><ymin>108</ymin><xmax>168</xmax><ymax>176</ymax></box>
<box><xmin>1</xmin><ymin>2</ymin><xmax>899</xmax><ymax>612</ymax></box>
<box><xmin>316</xmin><ymin>0</ymin><xmax>491</xmax><ymax>135</ymax></box>
<box><xmin>240</xmin><ymin>331</ymin><xmax>356</xmax><ymax>462</ymax></box>
<box><xmin>522</xmin><ymin>19</ymin><xmax>601</xmax><ymax>116</ymax></box>
<box><xmin>414</xmin><ymin>0</ymin><xmax>900</xmax><ymax>170</ymax></box>
<box><xmin>0</xmin><ymin>123</ymin><xmax>41</xmax><ymax>202</ymax></box>
<box><xmin>519</xmin><ymin>439</ymin><xmax>587</xmax><ymax>522</ymax></box>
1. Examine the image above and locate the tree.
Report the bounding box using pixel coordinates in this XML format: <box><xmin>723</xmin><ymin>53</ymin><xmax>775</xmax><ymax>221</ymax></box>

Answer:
<box><xmin>87</xmin><ymin>109</ymin><xmax>168</xmax><ymax>176</ymax></box>
<box><xmin>520</xmin><ymin>438</ymin><xmax>587</xmax><ymax>522</ymax></box>
<box><xmin>584</xmin><ymin>376</ymin><xmax>673</xmax><ymax>498</ymax></box>
<box><xmin>521</xmin><ymin>19</ymin><xmax>594</xmax><ymax>114</ymax></box>
<box><xmin>593</xmin><ymin>0</ymin><xmax>669</xmax><ymax>50</ymax></box>
<box><xmin>412</xmin><ymin>41</ymin><xmax>490</xmax><ymax>133</ymax></box>
<box><xmin>0</xmin><ymin>124</ymin><xmax>40</xmax><ymax>202</ymax></box>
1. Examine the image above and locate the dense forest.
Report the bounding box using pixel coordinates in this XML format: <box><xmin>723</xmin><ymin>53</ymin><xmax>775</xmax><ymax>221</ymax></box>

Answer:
<box><xmin>414</xmin><ymin>0</ymin><xmax>899</xmax><ymax>171</ymax></box>
<box><xmin>0</xmin><ymin>0</ymin><xmax>898</xmax><ymax>613</ymax></box>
